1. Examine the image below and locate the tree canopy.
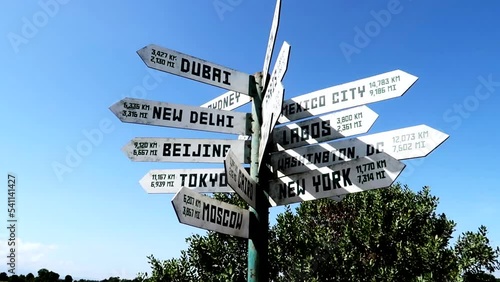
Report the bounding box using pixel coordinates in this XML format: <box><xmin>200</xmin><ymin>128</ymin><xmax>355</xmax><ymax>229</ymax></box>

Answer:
<box><xmin>138</xmin><ymin>184</ymin><xmax>500</xmax><ymax>282</ymax></box>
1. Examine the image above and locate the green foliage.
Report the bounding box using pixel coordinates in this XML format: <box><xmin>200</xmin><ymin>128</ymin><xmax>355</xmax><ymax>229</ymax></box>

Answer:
<box><xmin>138</xmin><ymin>192</ymin><xmax>249</xmax><ymax>282</ymax></box>
<box><xmin>140</xmin><ymin>184</ymin><xmax>500</xmax><ymax>281</ymax></box>
<box><xmin>455</xmin><ymin>225</ymin><xmax>500</xmax><ymax>275</ymax></box>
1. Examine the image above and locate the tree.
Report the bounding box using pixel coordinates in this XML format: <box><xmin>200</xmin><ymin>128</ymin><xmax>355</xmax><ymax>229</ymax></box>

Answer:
<box><xmin>0</xmin><ymin>273</ymin><xmax>8</xmax><ymax>281</ymax></box>
<box><xmin>140</xmin><ymin>184</ymin><xmax>500</xmax><ymax>281</ymax></box>
<box><xmin>36</xmin><ymin>269</ymin><xmax>59</xmax><ymax>282</ymax></box>
<box><xmin>64</xmin><ymin>275</ymin><xmax>72</xmax><ymax>282</ymax></box>
<box><xmin>25</xmin><ymin>273</ymin><xmax>34</xmax><ymax>282</ymax></box>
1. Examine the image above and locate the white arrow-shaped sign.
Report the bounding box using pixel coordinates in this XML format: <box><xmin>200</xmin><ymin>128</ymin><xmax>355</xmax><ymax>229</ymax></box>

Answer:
<box><xmin>200</xmin><ymin>90</ymin><xmax>252</xmax><ymax>111</ymax></box>
<box><xmin>172</xmin><ymin>187</ymin><xmax>250</xmax><ymax>238</ymax></box>
<box><xmin>139</xmin><ymin>168</ymin><xmax>233</xmax><ymax>194</ymax></box>
<box><xmin>110</xmin><ymin>98</ymin><xmax>250</xmax><ymax>135</ymax></box>
<box><xmin>137</xmin><ymin>44</ymin><xmax>251</xmax><ymax>94</ymax></box>
<box><xmin>278</xmin><ymin>70</ymin><xmax>418</xmax><ymax>123</ymax></box>
<box><xmin>273</xmin><ymin>105</ymin><xmax>378</xmax><ymax>151</ymax></box>
<box><xmin>271</xmin><ymin>124</ymin><xmax>449</xmax><ymax>177</ymax></box>
<box><xmin>224</xmin><ymin>150</ymin><xmax>257</xmax><ymax>209</ymax></box>
<box><xmin>268</xmin><ymin>152</ymin><xmax>405</xmax><ymax>206</ymax></box>
<box><xmin>262</xmin><ymin>0</ymin><xmax>282</xmax><ymax>88</ymax></box>
<box><xmin>259</xmin><ymin>41</ymin><xmax>291</xmax><ymax>167</ymax></box>
<box><xmin>123</xmin><ymin>137</ymin><xmax>250</xmax><ymax>163</ymax></box>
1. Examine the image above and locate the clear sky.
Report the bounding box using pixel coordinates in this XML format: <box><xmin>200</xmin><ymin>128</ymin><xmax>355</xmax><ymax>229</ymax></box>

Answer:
<box><xmin>1</xmin><ymin>0</ymin><xmax>499</xmax><ymax>279</ymax></box>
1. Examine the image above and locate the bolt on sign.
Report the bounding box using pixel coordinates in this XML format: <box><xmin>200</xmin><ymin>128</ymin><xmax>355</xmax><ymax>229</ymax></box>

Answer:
<box><xmin>271</xmin><ymin>124</ymin><xmax>449</xmax><ymax>177</ymax></box>
<box><xmin>273</xmin><ymin>105</ymin><xmax>378</xmax><ymax>151</ymax></box>
<box><xmin>172</xmin><ymin>187</ymin><xmax>250</xmax><ymax>238</ymax></box>
<box><xmin>278</xmin><ymin>70</ymin><xmax>418</xmax><ymax>123</ymax></box>
<box><xmin>110</xmin><ymin>98</ymin><xmax>251</xmax><ymax>135</ymax></box>
<box><xmin>268</xmin><ymin>152</ymin><xmax>405</xmax><ymax>206</ymax></box>
<box><xmin>138</xmin><ymin>44</ymin><xmax>251</xmax><ymax>94</ymax></box>
<box><xmin>122</xmin><ymin>137</ymin><xmax>250</xmax><ymax>164</ymax></box>
<box><xmin>224</xmin><ymin>150</ymin><xmax>257</xmax><ymax>209</ymax></box>
<box><xmin>140</xmin><ymin>168</ymin><xmax>233</xmax><ymax>194</ymax></box>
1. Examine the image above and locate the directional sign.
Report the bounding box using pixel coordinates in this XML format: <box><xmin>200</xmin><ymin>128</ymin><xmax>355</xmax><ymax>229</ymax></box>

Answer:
<box><xmin>137</xmin><ymin>44</ymin><xmax>251</xmax><ymax>94</ymax></box>
<box><xmin>110</xmin><ymin>98</ymin><xmax>250</xmax><ymax>135</ymax></box>
<box><xmin>271</xmin><ymin>124</ymin><xmax>449</xmax><ymax>177</ymax></box>
<box><xmin>224</xmin><ymin>150</ymin><xmax>257</xmax><ymax>209</ymax></box>
<box><xmin>268</xmin><ymin>152</ymin><xmax>405</xmax><ymax>206</ymax></box>
<box><xmin>273</xmin><ymin>105</ymin><xmax>378</xmax><ymax>151</ymax></box>
<box><xmin>262</xmin><ymin>0</ymin><xmax>282</xmax><ymax>88</ymax></box>
<box><xmin>172</xmin><ymin>187</ymin><xmax>250</xmax><ymax>238</ymax></box>
<box><xmin>278</xmin><ymin>70</ymin><xmax>418</xmax><ymax>123</ymax></box>
<box><xmin>123</xmin><ymin>137</ymin><xmax>250</xmax><ymax>163</ymax></box>
<box><xmin>259</xmin><ymin>41</ymin><xmax>291</xmax><ymax>167</ymax></box>
<box><xmin>200</xmin><ymin>90</ymin><xmax>252</xmax><ymax>111</ymax></box>
<box><xmin>139</xmin><ymin>168</ymin><xmax>233</xmax><ymax>194</ymax></box>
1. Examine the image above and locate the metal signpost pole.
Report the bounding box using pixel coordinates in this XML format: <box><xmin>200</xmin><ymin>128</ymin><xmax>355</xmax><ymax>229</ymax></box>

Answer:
<box><xmin>248</xmin><ymin>72</ymin><xmax>268</xmax><ymax>282</ymax></box>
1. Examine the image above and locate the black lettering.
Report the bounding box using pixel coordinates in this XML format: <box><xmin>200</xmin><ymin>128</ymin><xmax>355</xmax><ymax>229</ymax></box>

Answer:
<box><xmin>229</xmin><ymin>211</ymin><xmax>236</xmax><ymax>228</ymax></box>
<box><xmin>202</xmin><ymin>202</ymin><xmax>210</xmax><ymax>221</ymax></box>
<box><xmin>213</xmin><ymin>68</ymin><xmax>221</xmax><ymax>83</ymax></box>
<box><xmin>234</xmin><ymin>213</ymin><xmax>243</xmax><ymax>229</ymax></box>
<box><xmin>313</xmin><ymin>175</ymin><xmax>321</xmax><ymax>193</ymax></box>
<box><xmin>291</xmin><ymin>128</ymin><xmax>300</xmax><ymax>144</ymax></box>
<box><xmin>288</xmin><ymin>181</ymin><xmax>295</xmax><ymax>197</ymax></box>
<box><xmin>172</xmin><ymin>143</ymin><xmax>181</xmax><ymax>157</ymax></box>
<box><xmin>342</xmin><ymin>168</ymin><xmax>352</xmax><ymax>186</ymax></box>
<box><xmin>162</xmin><ymin>143</ymin><xmax>171</xmax><ymax>156</ymax></box>
<box><xmin>202</xmin><ymin>144</ymin><xmax>211</xmax><ymax>157</ymax></box>
<box><xmin>189</xmin><ymin>174</ymin><xmax>196</xmax><ymax>187</ymax></box>
<box><xmin>223</xmin><ymin>209</ymin><xmax>230</xmax><ymax>226</ymax></box>
<box><xmin>190</xmin><ymin>111</ymin><xmax>199</xmax><ymax>124</ymax></box>
<box><xmin>332</xmin><ymin>170</ymin><xmax>341</xmax><ymax>189</ymax></box>
<box><xmin>322</xmin><ymin>173</ymin><xmax>332</xmax><ymax>191</ymax></box>
<box><xmin>322</xmin><ymin>120</ymin><xmax>331</xmax><ymax>135</ymax></box>
<box><xmin>202</xmin><ymin>65</ymin><xmax>211</xmax><ymax>80</ymax></box>
<box><xmin>216</xmin><ymin>206</ymin><xmax>223</xmax><ymax>225</ymax></box>
<box><xmin>191</xmin><ymin>61</ymin><xmax>201</xmax><ymax>76</ymax></box>
<box><xmin>179</xmin><ymin>174</ymin><xmax>187</xmax><ymax>186</ymax></box>
<box><xmin>180</xmin><ymin>58</ymin><xmax>190</xmax><ymax>73</ymax></box>
<box><xmin>210</xmin><ymin>205</ymin><xmax>217</xmax><ymax>223</ymax></box>
<box><xmin>222</xmin><ymin>71</ymin><xmax>231</xmax><ymax>85</ymax></box>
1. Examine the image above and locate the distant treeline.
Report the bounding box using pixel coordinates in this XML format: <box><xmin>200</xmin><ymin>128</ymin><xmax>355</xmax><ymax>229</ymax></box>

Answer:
<box><xmin>0</xmin><ymin>269</ymin><xmax>140</xmax><ymax>282</ymax></box>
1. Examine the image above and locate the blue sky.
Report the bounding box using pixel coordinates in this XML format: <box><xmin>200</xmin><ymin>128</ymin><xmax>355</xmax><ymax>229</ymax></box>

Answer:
<box><xmin>1</xmin><ymin>0</ymin><xmax>499</xmax><ymax>279</ymax></box>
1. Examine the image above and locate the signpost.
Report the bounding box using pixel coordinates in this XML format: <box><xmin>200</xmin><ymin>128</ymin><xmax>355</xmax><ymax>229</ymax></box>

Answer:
<box><xmin>122</xmin><ymin>137</ymin><xmax>250</xmax><ymax>163</ymax></box>
<box><xmin>172</xmin><ymin>187</ymin><xmax>250</xmax><ymax>238</ymax></box>
<box><xmin>200</xmin><ymin>90</ymin><xmax>252</xmax><ymax>111</ymax></box>
<box><xmin>110</xmin><ymin>98</ymin><xmax>250</xmax><ymax>135</ymax></box>
<box><xmin>271</xmin><ymin>124</ymin><xmax>449</xmax><ymax>177</ymax></box>
<box><xmin>224</xmin><ymin>150</ymin><xmax>257</xmax><ymax>209</ymax></box>
<box><xmin>259</xmin><ymin>41</ymin><xmax>291</xmax><ymax>166</ymax></box>
<box><xmin>137</xmin><ymin>44</ymin><xmax>251</xmax><ymax>94</ymax></box>
<box><xmin>268</xmin><ymin>152</ymin><xmax>405</xmax><ymax>206</ymax></box>
<box><xmin>139</xmin><ymin>168</ymin><xmax>233</xmax><ymax>193</ymax></box>
<box><xmin>273</xmin><ymin>105</ymin><xmax>378</xmax><ymax>151</ymax></box>
<box><xmin>278</xmin><ymin>70</ymin><xmax>418</xmax><ymax>123</ymax></box>
<box><xmin>110</xmin><ymin>2</ymin><xmax>449</xmax><ymax>281</ymax></box>
<box><xmin>262</xmin><ymin>0</ymin><xmax>281</xmax><ymax>88</ymax></box>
